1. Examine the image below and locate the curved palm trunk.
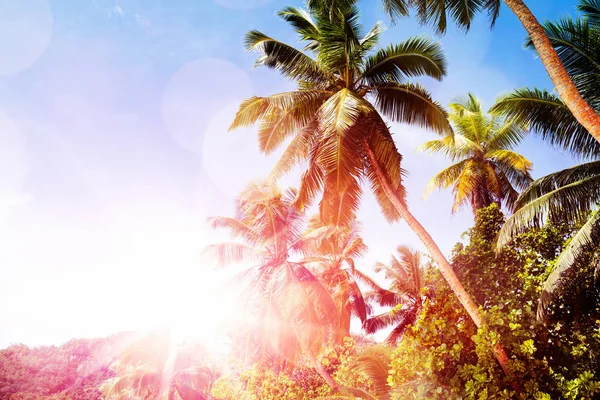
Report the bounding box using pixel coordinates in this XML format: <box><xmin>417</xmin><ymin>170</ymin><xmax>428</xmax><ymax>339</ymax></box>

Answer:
<box><xmin>363</xmin><ymin>141</ymin><xmax>513</xmax><ymax>380</ymax></box>
<box><xmin>309</xmin><ymin>354</ymin><xmax>341</xmax><ymax>391</ymax></box>
<box><xmin>503</xmin><ymin>0</ymin><xmax>600</xmax><ymax>143</ymax></box>
<box><xmin>338</xmin><ymin>302</ymin><xmax>352</xmax><ymax>343</ymax></box>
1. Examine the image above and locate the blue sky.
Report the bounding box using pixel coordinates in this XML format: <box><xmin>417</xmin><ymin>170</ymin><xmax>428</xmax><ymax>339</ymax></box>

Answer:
<box><xmin>0</xmin><ymin>0</ymin><xmax>585</xmax><ymax>348</ymax></box>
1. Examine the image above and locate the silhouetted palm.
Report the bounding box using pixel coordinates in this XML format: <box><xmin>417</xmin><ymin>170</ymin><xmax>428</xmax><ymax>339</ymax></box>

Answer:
<box><xmin>203</xmin><ymin>182</ymin><xmax>339</xmax><ymax>386</ymax></box>
<box><xmin>364</xmin><ymin>246</ymin><xmax>429</xmax><ymax>344</ymax></box>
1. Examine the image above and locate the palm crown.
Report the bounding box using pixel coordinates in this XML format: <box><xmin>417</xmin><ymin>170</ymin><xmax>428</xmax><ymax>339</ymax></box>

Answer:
<box><xmin>494</xmin><ymin>1</ymin><xmax>600</xmax><ymax>320</ymax></box>
<box><xmin>420</xmin><ymin>93</ymin><xmax>533</xmax><ymax>214</ymax></box>
<box><xmin>492</xmin><ymin>0</ymin><xmax>600</xmax><ymax>159</ymax></box>
<box><xmin>364</xmin><ymin>245</ymin><xmax>430</xmax><ymax>344</ymax></box>
<box><xmin>300</xmin><ymin>216</ymin><xmax>374</xmax><ymax>340</ymax></box>
<box><xmin>203</xmin><ymin>182</ymin><xmax>338</xmax><ymax>365</ymax></box>
<box><xmin>231</xmin><ymin>1</ymin><xmax>451</xmax><ymax>228</ymax></box>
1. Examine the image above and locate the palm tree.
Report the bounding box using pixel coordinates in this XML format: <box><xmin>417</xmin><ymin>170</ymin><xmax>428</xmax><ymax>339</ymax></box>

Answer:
<box><xmin>100</xmin><ymin>331</ymin><xmax>217</xmax><ymax>400</ymax></box>
<box><xmin>363</xmin><ymin>246</ymin><xmax>429</xmax><ymax>344</ymax></box>
<box><xmin>420</xmin><ymin>93</ymin><xmax>533</xmax><ymax>215</ymax></box>
<box><xmin>492</xmin><ymin>1</ymin><xmax>600</xmax><ymax>159</ymax></box>
<box><xmin>365</xmin><ymin>0</ymin><xmax>600</xmax><ymax>145</ymax></box>
<box><xmin>203</xmin><ymin>182</ymin><xmax>339</xmax><ymax>387</ymax></box>
<box><xmin>231</xmin><ymin>2</ymin><xmax>513</xmax><ymax>375</ymax></box>
<box><xmin>493</xmin><ymin>2</ymin><xmax>600</xmax><ymax>321</ymax></box>
<box><xmin>300</xmin><ymin>216</ymin><xmax>372</xmax><ymax>342</ymax></box>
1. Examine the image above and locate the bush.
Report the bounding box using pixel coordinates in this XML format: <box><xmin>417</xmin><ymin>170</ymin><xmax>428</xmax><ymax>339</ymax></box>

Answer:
<box><xmin>388</xmin><ymin>204</ymin><xmax>600</xmax><ymax>399</ymax></box>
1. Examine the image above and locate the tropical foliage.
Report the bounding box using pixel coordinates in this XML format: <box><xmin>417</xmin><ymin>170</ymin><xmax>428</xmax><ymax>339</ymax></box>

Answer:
<box><xmin>364</xmin><ymin>246</ymin><xmax>431</xmax><ymax>344</ymax></box>
<box><xmin>100</xmin><ymin>331</ymin><xmax>218</xmax><ymax>400</ymax></box>
<box><xmin>389</xmin><ymin>204</ymin><xmax>600</xmax><ymax>399</ymax></box>
<box><xmin>203</xmin><ymin>182</ymin><xmax>338</xmax><ymax>368</ymax></box>
<box><xmin>420</xmin><ymin>93</ymin><xmax>533</xmax><ymax>214</ymax></box>
<box><xmin>6</xmin><ymin>2</ymin><xmax>600</xmax><ymax>400</ymax></box>
<box><xmin>231</xmin><ymin>0</ymin><xmax>450</xmax><ymax>227</ymax></box>
<box><xmin>372</xmin><ymin>0</ymin><xmax>600</xmax><ymax>144</ymax></box>
<box><xmin>231</xmin><ymin>0</ymin><xmax>516</xmax><ymax>373</ymax></box>
<box><xmin>300</xmin><ymin>216</ymin><xmax>371</xmax><ymax>341</ymax></box>
<box><xmin>494</xmin><ymin>0</ymin><xmax>600</xmax><ymax>320</ymax></box>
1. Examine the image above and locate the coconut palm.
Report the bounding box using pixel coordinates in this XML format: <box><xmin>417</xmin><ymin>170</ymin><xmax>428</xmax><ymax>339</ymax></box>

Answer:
<box><xmin>300</xmin><ymin>216</ymin><xmax>372</xmax><ymax>342</ymax></box>
<box><xmin>231</xmin><ymin>2</ymin><xmax>513</xmax><ymax>374</ymax></box>
<box><xmin>203</xmin><ymin>182</ymin><xmax>339</xmax><ymax>387</ymax></box>
<box><xmin>100</xmin><ymin>331</ymin><xmax>217</xmax><ymax>400</ymax></box>
<box><xmin>420</xmin><ymin>93</ymin><xmax>533</xmax><ymax>215</ymax></box>
<box><xmin>363</xmin><ymin>246</ymin><xmax>430</xmax><ymax>344</ymax></box>
<box><xmin>492</xmin><ymin>0</ymin><xmax>600</xmax><ymax>159</ymax></box>
<box><xmin>493</xmin><ymin>2</ymin><xmax>600</xmax><ymax>321</ymax></box>
<box><xmin>361</xmin><ymin>0</ymin><xmax>600</xmax><ymax>145</ymax></box>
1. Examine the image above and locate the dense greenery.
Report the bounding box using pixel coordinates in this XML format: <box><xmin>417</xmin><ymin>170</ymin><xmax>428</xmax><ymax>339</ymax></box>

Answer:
<box><xmin>0</xmin><ymin>333</ymin><xmax>131</xmax><ymax>399</ymax></box>
<box><xmin>389</xmin><ymin>204</ymin><xmax>600</xmax><ymax>399</ymax></box>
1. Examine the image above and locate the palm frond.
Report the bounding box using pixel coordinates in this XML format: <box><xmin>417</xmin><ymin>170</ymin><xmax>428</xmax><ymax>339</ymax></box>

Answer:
<box><xmin>487</xmin><ymin>150</ymin><xmax>533</xmax><ymax>177</ymax></box>
<box><xmin>579</xmin><ymin>0</ymin><xmax>600</xmax><ymax>25</ymax></box>
<box><xmin>498</xmin><ymin>171</ymin><xmax>600</xmax><ymax>249</ymax></box>
<box><xmin>355</xmin><ymin>355</ymin><xmax>392</xmax><ymax>400</ymax></box>
<box><xmin>524</xmin><ymin>16</ymin><xmax>600</xmax><ymax>106</ymax></box>
<box><xmin>371</xmin><ymin>82</ymin><xmax>451</xmax><ymax>135</ymax></box>
<box><xmin>409</xmin><ymin>0</ymin><xmax>498</xmax><ymax>34</ymax></box>
<box><xmin>485</xmin><ymin>120</ymin><xmax>528</xmax><ymax>151</ymax></box>
<box><xmin>418</xmin><ymin>134</ymin><xmax>478</xmax><ymax>161</ymax></box>
<box><xmin>207</xmin><ymin>216</ymin><xmax>260</xmax><ymax>245</ymax></box>
<box><xmin>245</xmin><ymin>30</ymin><xmax>331</xmax><ymax>82</ymax></box>
<box><xmin>277</xmin><ymin>6</ymin><xmax>320</xmax><ymax>48</ymax></box>
<box><xmin>538</xmin><ymin>209</ymin><xmax>600</xmax><ymax>320</ymax></box>
<box><xmin>202</xmin><ymin>243</ymin><xmax>265</xmax><ymax>267</ymax></box>
<box><xmin>360</xmin><ymin>21</ymin><xmax>386</xmax><ymax>54</ymax></box>
<box><xmin>229</xmin><ymin>96</ymin><xmax>268</xmax><ymax>131</ymax></box>
<box><xmin>492</xmin><ymin>88</ymin><xmax>600</xmax><ymax>159</ymax></box>
<box><xmin>364</xmin><ymin>309</ymin><xmax>405</xmax><ymax>333</ymax></box>
<box><xmin>423</xmin><ymin>159</ymin><xmax>468</xmax><ymax>198</ymax></box>
<box><xmin>361</xmin><ymin>36</ymin><xmax>447</xmax><ymax>84</ymax></box>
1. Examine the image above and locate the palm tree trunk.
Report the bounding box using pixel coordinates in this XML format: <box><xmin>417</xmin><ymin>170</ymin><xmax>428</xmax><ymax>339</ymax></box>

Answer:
<box><xmin>503</xmin><ymin>0</ymin><xmax>600</xmax><ymax>143</ymax></box>
<box><xmin>362</xmin><ymin>141</ymin><xmax>513</xmax><ymax>379</ymax></box>
<box><xmin>310</xmin><ymin>354</ymin><xmax>341</xmax><ymax>391</ymax></box>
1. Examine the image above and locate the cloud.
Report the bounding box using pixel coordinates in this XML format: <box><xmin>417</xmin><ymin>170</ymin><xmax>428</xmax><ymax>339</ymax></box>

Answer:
<box><xmin>111</xmin><ymin>5</ymin><xmax>123</xmax><ymax>17</ymax></box>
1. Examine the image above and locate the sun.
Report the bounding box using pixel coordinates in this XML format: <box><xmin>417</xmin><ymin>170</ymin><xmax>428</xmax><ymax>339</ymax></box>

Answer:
<box><xmin>107</xmin><ymin>201</ymin><xmax>244</xmax><ymax>353</ymax></box>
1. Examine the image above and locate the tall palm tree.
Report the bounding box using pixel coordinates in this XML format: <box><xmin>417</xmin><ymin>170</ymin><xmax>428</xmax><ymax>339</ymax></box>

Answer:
<box><xmin>203</xmin><ymin>182</ymin><xmax>339</xmax><ymax>387</ymax></box>
<box><xmin>300</xmin><ymin>216</ymin><xmax>372</xmax><ymax>342</ymax></box>
<box><xmin>100</xmin><ymin>331</ymin><xmax>216</xmax><ymax>400</ymax></box>
<box><xmin>363</xmin><ymin>246</ymin><xmax>429</xmax><ymax>344</ymax></box>
<box><xmin>420</xmin><ymin>93</ymin><xmax>533</xmax><ymax>215</ymax></box>
<box><xmin>492</xmin><ymin>0</ymin><xmax>600</xmax><ymax>159</ymax></box>
<box><xmin>365</xmin><ymin>0</ymin><xmax>600</xmax><ymax>145</ymax></box>
<box><xmin>493</xmin><ymin>2</ymin><xmax>600</xmax><ymax>321</ymax></box>
<box><xmin>231</xmin><ymin>2</ymin><xmax>513</xmax><ymax>375</ymax></box>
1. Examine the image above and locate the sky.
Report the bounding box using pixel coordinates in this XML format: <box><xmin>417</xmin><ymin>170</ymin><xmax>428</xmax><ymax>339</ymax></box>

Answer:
<box><xmin>0</xmin><ymin>0</ymin><xmax>586</xmax><ymax>349</ymax></box>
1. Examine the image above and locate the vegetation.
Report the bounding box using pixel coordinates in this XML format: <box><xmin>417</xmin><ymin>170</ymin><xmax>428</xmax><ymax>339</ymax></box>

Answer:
<box><xmin>378</xmin><ymin>0</ymin><xmax>600</xmax><ymax>145</ymax></box>
<box><xmin>494</xmin><ymin>0</ymin><xmax>600</xmax><ymax>321</ymax></box>
<box><xmin>388</xmin><ymin>204</ymin><xmax>600</xmax><ymax>399</ymax></box>
<box><xmin>5</xmin><ymin>1</ymin><xmax>600</xmax><ymax>399</ymax></box>
<box><xmin>230</xmin><ymin>0</ymin><xmax>513</xmax><ymax>373</ymax></box>
<box><xmin>0</xmin><ymin>333</ymin><xmax>131</xmax><ymax>399</ymax></box>
<box><xmin>420</xmin><ymin>93</ymin><xmax>533</xmax><ymax>215</ymax></box>
<box><xmin>363</xmin><ymin>246</ymin><xmax>431</xmax><ymax>344</ymax></box>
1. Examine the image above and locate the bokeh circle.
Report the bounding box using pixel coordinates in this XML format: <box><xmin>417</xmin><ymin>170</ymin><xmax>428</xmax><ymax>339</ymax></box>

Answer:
<box><xmin>0</xmin><ymin>0</ymin><xmax>53</xmax><ymax>75</ymax></box>
<box><xmin>162</xmin><ymin>58</ymin><xmax>253</xmax><ymax>154</ymax></box>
